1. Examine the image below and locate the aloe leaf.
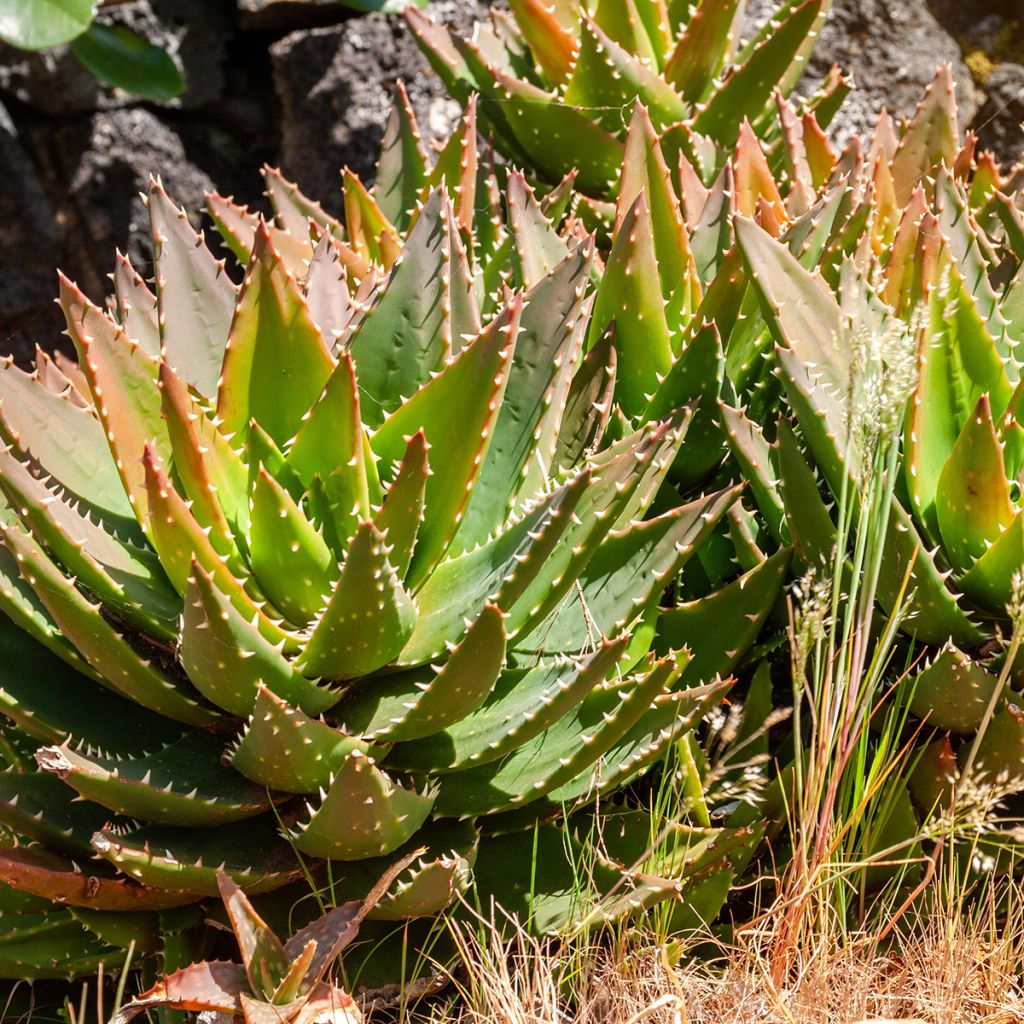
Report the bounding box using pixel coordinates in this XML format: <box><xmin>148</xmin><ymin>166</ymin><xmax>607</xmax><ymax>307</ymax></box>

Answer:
<box><xmin>372</xmin><ymin>299</ymin><xmax>519</xmax><ymax>586</ymax></box>
<box><xmin>0</xmin><ymin>444</ymin><xmax>179</xmax><ymax>640</ymax></box>
<box><xmin>343</xmin><ymin>169</ymin><xmax>402</xmax><ymax>268</ymax></box>
<box><xmin>509</xmin><ymin>0</ymin><xmax>576</xmax><ymax>83</ymax></box>
<box><xmin>0</xmin><ymin>523</ymin><xmax>216</xmax><ymax>726</ymax></box>
<box><xmin>349</xmin><ymin>190</ymin><xmax>479</xmax><ymax>427</ymax></box>
<box><xmin>290</xmin><ymin>751</ymin><xmax>435</xmax><ymax>859</ymax></box>
<box><xmin>908</xmin><ymin>643</ymin><xmax>1002</xmax><ymax>733</ymax></box>
<box><xmin>564</xmin><ymin>16</ymin><xmax>685</xmax><ymax>133</ymax></box>
<box><xmin>516</xmin><ymin>487</ymin><xmax>739</xmax><ymax>659</ymax></box>
<box><xmin>217</xmin><ymin>223</ymin><xmax>334</xmax><ymax>449</ymax></box>
<box><xmin>250</xmin><ymin>467</ymin><xmax>337</xmax><ymax>626</ymax></box>
<box><xmin>295</xmin><ymin>522</ymin><xmax>415</xmax><ymax>680</ymax></box>
<box><xmin>0</xmin><ymin>612</ymin><xmax>182</xmax><ymax>754</ymax></box>
<box><xmin>423</xmin><ymin>95</ymin><xmax>478</xmax><ymax>235</ymax></box>
<box><xmin>431</xmin><ymin>654</ymin><xmax>678</xmax><ymax>817</ymax></box>
<box><xmin>890</xmin><ymin>65</ymin><xmax>959</xmax><ymax>205</ymax></box>
<box><xmin>0</xmin><ymin>770</ymin><xmax>122</xmax><ymax>858</ymax></box>
<box><xmin>694</xmin><ymin>0</ymin><xmax>824</xmax><ymax>145</ymax></box>
<box><xmin>286</xmin><ymin>351</ymin><xmax>369</xmax><ymax>518</ymax></box>
<box><xmin>229</xmin><ymin>686</ymin><xmax>376</xmax><ymax>793</ymax></box>
<box><xmin>148</xmin><ymin>180</ymin><xmax>236</xmax><ymax>398</ymax></box>
<box><xmin>656</xmin><ymin>547</ymin><xmax>790</xmax><ymax>686</ymax></box>
<box><xmin>216</xmin><ymin>873</ymin><xmax>290</xmax><ymax>998</ymax></box>
<box><xmin>720</xmin><ymin>404</ymin><xmax>786</xmax><ymax>544</ymax></box>
<box><xmin>35</xmin><ymin>733</ymin><xmax>271</xmax><ymax>827</ymax></box>
<box><xmin>263</xmin><ymin>165</ymin><xmax>341</xmax><ymax>243</ymax></box>
<box><xmin>506</xmin><ymin>172</ymin><xmax>570</xmax><ymax>291</ymax></box>
<box><xmin>112</xmin><ymin>250</ymin><xmax>159</xmax><ymax>354</ymax></box>
<box><xmin>372</xmin><ymin>431</ymin><xmax>428</xmax><ymax>583</ymax></box>
<box><xmin>936</xmin><ymin>395</ymin><xmax>1015</xmax><ymax>573</ymax></box>
<box><xmin>484</xmin><ymin>66</ymin><xmax>624</xmax><ymax>195</ymax></box>
<box><xmin>339</xmin><ymin>604</ymin><xmax>506</xmax><ymax>742</ymax></box>
<box><xmin>373</xmin><ymin>82</ymin><xmax>429</xmax><ymax>229</ymax></box>
<box><xmin>92</xmin><ymin>817</ymin><xmax>304</xmax><ymax>897</ymax></box>
<box><xmin>553</xmin><ymin>327</ymin><xmax>616</xmax><ymax>471</ymax></box>
<box><xmin>645</xmin><ymin>323</ymin><xmax>726</xmax><ymax>488</ymax></box>
<box><xmin>0</xmin><ymin>846</ymin><xmax>192</xmax><ymax>912</ymax></box>
<box><xmin>453</xmin><ymin>245</ymin><xmax>592</xmax><ymax>551</ymax></box>
<box><xmin>618</xmin><ymin>103</ymin><xmax>698</xmax><ymax>308</ymax></box>
<box><xmin>59</xmin><ymin>276</ymin><xmax>172</xmax><ymax>538</ymax></box>
<box><xmin>591</xmin><ymin>193</ymin><xmax>673</xmax><ymax>417</ymax></box>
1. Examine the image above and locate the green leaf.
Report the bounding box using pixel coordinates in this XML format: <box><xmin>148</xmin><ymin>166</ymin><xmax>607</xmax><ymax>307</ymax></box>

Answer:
<box><xmin>591</xmin><ymin>194</ymin><xmax>673</xmax><ymax>417</ymax></box>
<box><xmin>663</xmin><ymin>0</ymin><xmax>742</xmax><ymax>102</ymax></box>
<box><xmin>373</xmin><ymin>82</ymin><xmax>429</xmax><ymax>229</ymax></box>
<box><xmin>388</xmin><ymin>638</ymin><xmax>628</xmax><ymax>774</ymax></box>
<box><xmin>936</xmin><ymin>395</ymin><xmax>1015</xmax><ymax>573</ymax></box>
<box><xmin>290</xmin><ymin>752</ymin><xmax>435</xmax><ymax>860</ymax></box>
<box><xmin>92</xmin><ymin>817</ymin><xmax>304</xmax><ymax>897</ymax></box>
<box><xmin>149</xmin><ymin>179</ymin><xmax>237</xmax><ymax>399</ymax></box>
<box><xmin>564</xmin><ymin>17</ymin><xmax>686</xmax><ymax>134</ymax></box>
<box><xmin>890</xmin><ymin>65</ymin><xmax>959</xmax><ymax>205</ymax></box>
<box><xmin>431</xmin><ymin>654</ymin><xmax>679</xmax><ymax>816</ymax></box>
<box><xmin>452</xmin><ymin>245</ymin><xmax>592</xmax><ymax>551</ymax></box>
<box><xmin>693</xmin><ymin>0</ymin><xmax>824</xmax><ymax>145</ymax></box>
<box><xmin>0</xmin><ymin>0</ymin><xmax>96</xmax><ymax>50</ymax></box>
<box><xmin>349</xmin><ymin>190</ymin><xmax>479</xmax><ymax>427</ymax></box>
<box><xmin>229</xmin><ymin>686</ymin><xmax>375</xmax><ymax>793</ymax></box>
<box><xmin>181</xmin><ymin>562</ymin><xmax>336</xmax><ymax>718</ymax></box>
<box><xmin>296</xmin><ymin>523</ymin><xmax>415</xmax><ymax>680</ymax></box>
<box><xmin>71</xmin><ymin>23</ymin><xmax>182</xmax><ymax>100</ymax></box>
<box><xmin>217</xmin><ymin>222</ymin><xmax>334</xmax><ymax>448</ymax></box>
<box><xmin>338</xmin><ymin>604</ymin><xmax>506</xmax><ymax>742</ymax></box>
<box><xmin>59</xmin><ymin>275</ymin><xmax>172</xmax><ymax>539</ymax></box>
<box><xmin>371</xmin><ymin>299</ymin><xmax>519</xmax><ymax>586</ymax></box>
<box><xmin>655</xmin><ymin>547</ymin><xmax>790</xmax><ymax>687</ymax></box>
<box><xmin>35</xmin><ymin>734</ymin><xmax>271</xmax><ymax>827</ymax></box>
<box><xmin>908</xmin><ymin>644</ymin><xmax>1002</xmax><ymax>734</ymax></box>
<box><xmin>249</xmin><ymin>467</ymin><xmax>337</xmax><ymax>626</ymax></box>
<box><xmin>0</xmin><ymin>523</ymin><xmax>217</xmax><ymax>727</ymax></box>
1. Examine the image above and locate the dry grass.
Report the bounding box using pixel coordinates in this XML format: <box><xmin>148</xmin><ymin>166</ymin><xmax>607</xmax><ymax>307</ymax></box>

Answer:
<box><xmin>402</xmin><ymin>893</ymin><xmax>1024</xmax><ymax>1024</ymax></box>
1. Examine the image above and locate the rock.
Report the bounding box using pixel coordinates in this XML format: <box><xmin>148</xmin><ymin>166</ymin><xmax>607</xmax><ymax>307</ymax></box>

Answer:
<box><xmin>0</xmin><ymin>0</ymin><xmax>227</xmax><ymax>115</ymax></box>
<box><xmin>0</xmin><ymin>101</ymin><xmax>63</xmax><ymax>364</ymax></box>
<box><xmin>235</xmin><ymin>0</ymin><xmax>350</xmax><ymax>32</ymax></box>
<box><xmin>973</xmin><ymin>62</ymin><xmax>1024</xmax><ymax>166</ymax></box>
<box><xmin>270</xmin><ymin>1</ymin><xmax>491</xmax><ymax>216</ymax></box>
<box><xmin>38</xmin><ymin>107</ymin><xmax>215</xmax><ymax>291</ymax></box>
<box><xmin>801</xmin><ymin>0</ymin><xmax>979</xmax><ymax>147</ymax></box>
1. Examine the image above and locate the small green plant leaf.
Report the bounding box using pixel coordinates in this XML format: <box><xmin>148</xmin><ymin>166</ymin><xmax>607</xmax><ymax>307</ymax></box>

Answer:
<box><xmin>71</xmin><ymin>24</ymin><xmax>182</xmax><ymax>101</ymax></box>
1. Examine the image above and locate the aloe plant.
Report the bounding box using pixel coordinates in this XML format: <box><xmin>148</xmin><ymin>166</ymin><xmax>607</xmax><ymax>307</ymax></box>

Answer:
<box><xmin>406</xmin><ymin>0</ymin><xmax>843</xmax><ymax>199</ymax></box>
<box><xmin>693</xmin><ymin>66</ymin><xmax>1024</xmax><ymax>830</ymax></box>
<box><xmin>0</xmin><ymin>89</ymin><xmax>783</xmax><ymax>983</ymax></box>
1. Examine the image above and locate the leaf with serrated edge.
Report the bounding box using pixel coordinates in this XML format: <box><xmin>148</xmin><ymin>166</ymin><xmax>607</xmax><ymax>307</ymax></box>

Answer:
<box><xmin>296</xmin><ymin>522</ymin><xmax>415</xmax><ymax>679</ymax></box>
<box><xmin>339</xmin><ymin>604</ymin><xmax>506</xmax><ymax>742</ymax></box>
<box><xmin>149</xmin><ymin>179</ymin><xmax>237</xmax><ymax>398</ymax></box>
<box><xmin>229</xmin><ymin>685</ymin><xmax>376</xmax><ymax>793</ymax></box>
<box><xmin>290</xmin><ymin>750</ymin><xmax>435</xmax><ymax>860</ymax></box>
<box><xmin>217</xmin><ymin>222</ymin><xmax>334</xmax><ymax>449</ymax></box>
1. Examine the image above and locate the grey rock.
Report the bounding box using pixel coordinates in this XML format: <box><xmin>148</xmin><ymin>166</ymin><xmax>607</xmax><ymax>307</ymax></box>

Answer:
<box><xmin>801</xmin><ymin>0</ymin><xmax>979</xmax><ymax>148</ymax></box>
<box><xmin>270</xmin><ymin>1</ymin><xmax>490</xmax><ymax>217</ymax></box>
<box><xmin>0</xmin><ymin>0</ymin><xmax>226</xmax><ymax>114</ymax></box>
<box><xmin>236</xmin><ymin>0</ymin><xmax>350</xmax><ymax>32</ymax></box>
<box><xmin>0</xmin><ymin>101</ymin><xmax>62</xmax><ymax>364</ymax></box>
<box><xmin>974</xmin><ymin>62</ymin><xmax>1024</xmax><ymax>166</ymax></box>
<box><xmin>41</xmin><ymin>107</ymin><xmax>215</xmax><ymax>283</ymax></box>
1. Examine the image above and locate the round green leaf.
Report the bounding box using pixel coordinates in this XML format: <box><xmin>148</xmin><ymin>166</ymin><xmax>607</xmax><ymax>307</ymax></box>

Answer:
<box><xmin>0</xmin><ymin>0</ymin><xmax>96</xmax><ymax>50</ymax></box>
<box><xmin>70</xmin><ymin>23</ymin><xmax>183</xmax><ymax>101</ymax></box>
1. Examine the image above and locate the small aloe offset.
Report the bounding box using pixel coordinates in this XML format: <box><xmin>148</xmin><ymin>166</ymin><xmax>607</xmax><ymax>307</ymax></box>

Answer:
<box><xmin>111</xmin><ymin>857</ymin><xmax>419</xmax><ymax>1024</ymax></box>
<box><xmin>407</xmin><ymin>0</ymin><xmax>841</xmax><ymax>198</ymax></box>
<box><xmin>0</xmin><ymin>87</ymin><xmax>767</xmax><ymax>982</ymax></box>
